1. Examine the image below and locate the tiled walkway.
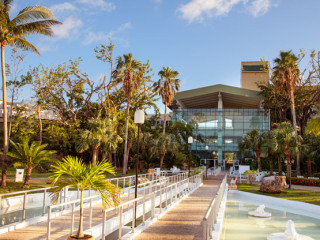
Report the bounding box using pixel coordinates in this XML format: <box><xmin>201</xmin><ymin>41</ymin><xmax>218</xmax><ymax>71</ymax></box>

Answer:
<box><xmin>135</xmin><ymin>174</ymin><xmax>226</xmax><ymax>240</ymax></box>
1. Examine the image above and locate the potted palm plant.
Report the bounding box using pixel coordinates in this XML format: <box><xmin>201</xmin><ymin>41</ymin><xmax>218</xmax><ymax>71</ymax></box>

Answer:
<box><xmin>50</xmin><ymin>156</ymin><xmax>121</xmax><ymax>240</ymax></box>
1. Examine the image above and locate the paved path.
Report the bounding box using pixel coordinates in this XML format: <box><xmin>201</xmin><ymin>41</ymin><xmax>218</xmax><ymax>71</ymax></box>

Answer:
<box><xmin>135</xmin><ymin>174</ymin><xmax>226</xmax><ymax>240</ymax></box>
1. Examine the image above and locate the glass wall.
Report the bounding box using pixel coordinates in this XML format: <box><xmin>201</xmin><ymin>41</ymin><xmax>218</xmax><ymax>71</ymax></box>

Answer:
<box><xmin>173</xmin><ymin>108</ymin><xmax>270</xmax><ymax>161</ymax></box>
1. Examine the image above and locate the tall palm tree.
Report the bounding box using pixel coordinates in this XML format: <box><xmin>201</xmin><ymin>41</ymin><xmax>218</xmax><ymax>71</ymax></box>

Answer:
<box><xmin>113</xmin><ymin>54</ymin><xmax>141</xmax><ymax>174</ymax></box>
<box><xmin>154</xmin><ymin>67</ymin><xmax>180</xmax><ymax>134</ymax></box>
<box><xmin>272</xmin><ymin>51</ymin><xmax>301</xmax><ymax>174</ymax></box>
<box><xmin>50</xmin><ymin>156</ymin><xmax>121</xmax><ymax>239</ymax></box>
<box><xmin>0</xmin><ymin>0</ymin><xmax>61</xmax><ymax>187</ymax></box>
<box><xmin>1</xmin><ymin>140</ymin><xmax>56</xmax><ymax>188</ymax></box>
<box><xmin>241</xmin><ymin>129</ymin><xmax>264</xmax><ymax>172</ymax></box>
<box><xmin>261</xmin><ymin>130</ymin><xmax>278</xmax><ymax>173</ymax></box>
<box><xmin>77</xmin><ymin>118</ymin><xmax>116</xmax><ymax>165</ymax></box>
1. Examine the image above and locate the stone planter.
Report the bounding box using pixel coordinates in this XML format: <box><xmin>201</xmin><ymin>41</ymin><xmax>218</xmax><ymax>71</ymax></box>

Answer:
<box><xmin>67</xmin><ymin>235</ymin><xmax>95</xmax><ymax>240</ymax></box>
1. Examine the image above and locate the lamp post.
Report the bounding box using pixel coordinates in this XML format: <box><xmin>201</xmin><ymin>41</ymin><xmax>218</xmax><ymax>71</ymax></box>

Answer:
<box><xmin>188</xmin><ymin>136</ymin><xmax>193</xmax><ymax>175</ymax></box>
<box><xmin>205</xmin><ymin>146</ymin><xmax>208</xmax><ymax>179</ymax></box>
<box><xmin>134</xmin><ymin>109</ymin><xmax>144</xmax><ymax>226</ymax></box>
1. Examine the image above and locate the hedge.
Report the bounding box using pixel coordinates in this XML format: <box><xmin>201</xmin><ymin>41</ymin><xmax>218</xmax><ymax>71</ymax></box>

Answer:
<box><xmin>290</xmin><ymin>177</ymin><xmax>320</xmax><ymax>187</ymax></box>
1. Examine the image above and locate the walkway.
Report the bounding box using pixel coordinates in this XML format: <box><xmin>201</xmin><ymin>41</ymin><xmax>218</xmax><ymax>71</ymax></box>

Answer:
<box><xmin>135</xmin><ymin>173</ymin><xmax>226</xmax><ymax>240</ymax></box>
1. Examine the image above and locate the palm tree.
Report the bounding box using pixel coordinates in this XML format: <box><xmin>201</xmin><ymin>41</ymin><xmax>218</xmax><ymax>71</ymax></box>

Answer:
<box><xmin>77</xmin><ymin>118</ymin><xmax>116</xmax><ymax>165</ymax></box>
<box><xmin>261</xmin><ymin>130</ymin><xmax>278</xmax><ymax>173</ymax></box>
<box><xmin>276</xmin><ymin>122</ymin><xmax>300</xmax><ymax>175</ymax></box>
<box><xmin>272</xmin><ymin>51</ymin><xmax>301</xmax><ymax>174</ymax></box>
<box><xmin>100</xmin><ymin>117</ymin><xmax>122</xmax><ymax>163</ymax></box>
<box><xmin>1</xmin><ymin>140</ymin><xmax>56</xmax><ymax>188</ymax></box>
<box><xmin>306</xmin><ymin>116</ymin><xmax>320</xmax><ymax>136</ymax></box>
<box><xmin>50</xmin><ymin>156</ymin><xmax>121</xmax><ymax>239</ymax></box>
<box><xmin>0</xmin><ymin>0</ymin><xmax>61</xmax><ymax>187</ymax></box>
<box><xmin>113</xmin><ymin>54</ymin><xmax>141</xmax><ymax>174</ymax></box>
<box><xmin>152</xmin><ymin>133</ymin><xmax>179</xmax><ymax>169</ymax></box>
<box><xmin>241</xmin><ymin>129</ymin><xmax>264</xmax><ymax>172</ymax></box>
<box><xmin>154</xmin><ymin>67</ymin><xmax>180</xmax><ymax>134</ymax></box>
<box><xmin>301</xmin><ymin>134</ymin><xmax>320</xmax><ymax>175</ymax></box>
<box><xmin>273</xmin><ymin>129</ymin><xmax>284</xmax><ymax>175</ymax></box>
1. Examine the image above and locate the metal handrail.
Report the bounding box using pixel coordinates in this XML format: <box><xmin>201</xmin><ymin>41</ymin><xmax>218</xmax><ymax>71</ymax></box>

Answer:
<box><xmin>202</xmin><ymin>175</ymin><xmax>227</xmax><ymax>240</ymax></box>
<box><xmin>45</xmin><ymin>172</ymin><xmax>192</xmax><ymax>240</ymax></box>
<box><xmin>0</xmin><ymin>171</ymin><xmax>187</xmax><ymax>227</ymax></box>
<box><xmin>101</xmin><ymin>172</ymin><xmax>204</xmax><ymax>240</ymax></box>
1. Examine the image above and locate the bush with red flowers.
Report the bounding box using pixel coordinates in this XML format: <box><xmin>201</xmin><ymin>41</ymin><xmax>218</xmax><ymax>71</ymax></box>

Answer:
<box><xmin>289</xmin><ymin>177</ymin><xmax>320</xmax><ymax>187</ymax></box>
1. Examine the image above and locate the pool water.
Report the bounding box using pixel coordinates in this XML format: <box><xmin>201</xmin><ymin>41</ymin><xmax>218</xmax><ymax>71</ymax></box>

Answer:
<box><xmin>221</xmin><ymin>192</ymin><xmax>320</xmax><ymax>240</ymax></box>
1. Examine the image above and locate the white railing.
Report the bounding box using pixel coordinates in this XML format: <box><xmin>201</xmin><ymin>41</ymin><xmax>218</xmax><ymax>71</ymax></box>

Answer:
<box><xmin>201</xmin><ymin>175</ymin><xmax>227</xmax><ymax>240</ymax></box>
<box><xmin>0</xmin><ymin>171</ymin><xmax>186</xmax><ymax>228</ymax></box>
<box><xmin>47</xmin><ymin>173</ymin><xmax>203</xmax><ymax>240</ymax></box>
<box><xmin>45</xmin><ymin>172</ymin><xmax>191</xmax><ymax>240</ymax></box>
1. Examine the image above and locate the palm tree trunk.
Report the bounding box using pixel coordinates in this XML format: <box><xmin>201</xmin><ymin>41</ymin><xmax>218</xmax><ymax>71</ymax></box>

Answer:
<box><xmin>278</xmin><ymin>155</ymin><xmax>282</xmax><ymax>175</ymax></box>
<box><xmin>1</xmin><ymin>45</ymin><xmax>8</xmax><ymax>187</ymax></box>
<box><xmin>126</xmin><ymin>140</ymin><xmax>133</xmax><ymax>170</ymax></box>
<box><xmin>256</xmin><ymin>150</ymin><xmax>262</xmax><ymax>172</ymax></box>
<box><xmin>37</xmin><ymin>105</ymin><xmax>42</xmax><ymax>144</ymax></box>
<box><xmin>123</xmin><ymin>103</ymin><xmax>130</xmax><ymax>175</ymax></box>
<box><xmin>160</xmin><ymin>152</ymin><xmax>165</xmax><ymax>169</ymax></box>
<box><xmin>23</xmin><ymin>167</ymin><xmax>32</xmax><ymax>189</ymax></box>
<box><xmin>108</xmin><ymin>152</ymin><xmax>112</xmax><ymax>162</ymax></box>
<box><xmin>92</xmin><ymin>146</ymin><xmax>99</xmax><ymax>165</ymax></box>
<box><xmin>289</xmin><ymin>86</ymin><xmax>300</xmax><ymax>175</ymax></box>
<box><xmin>285</xmin><ymin>154</ymin><xmax>290</xmax><ymax>176</ymax></box>
<box><xmin>76</xmin><ymin>190</ymin><xmax>84</xmax><ymax>238</ymax></box>
<box><xmin>8</xmin><ymin>81</ymin><xmax>16</xmax><ymax>139</ymax></box>
<box><xmin>307</xmin><ymin>158</ymin><xmax>312</xmax><ymax>175</ymax></box>
<box><xmin>269</xmin><ymin>154</ymin><xmax>273</xmax><ymax>174</ymax></box>
<box><xmin>163</xmin><ymin>103</ymin><xmax>167</xmax><ymax>134</ymax></box>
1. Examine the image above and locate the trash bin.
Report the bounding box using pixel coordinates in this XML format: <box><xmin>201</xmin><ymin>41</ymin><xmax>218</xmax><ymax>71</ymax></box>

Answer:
<box><xmin>15</xmin><ymin>169</ymin><xmax>24</xmax><ymax>182</ymax></box>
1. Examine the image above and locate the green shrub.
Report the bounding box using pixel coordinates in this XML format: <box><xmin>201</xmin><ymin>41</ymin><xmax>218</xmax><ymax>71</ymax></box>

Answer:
<box><xmin>313</xmin><ymin>173</ymin><xmax>320</xmax><ymax>178</ymax></box>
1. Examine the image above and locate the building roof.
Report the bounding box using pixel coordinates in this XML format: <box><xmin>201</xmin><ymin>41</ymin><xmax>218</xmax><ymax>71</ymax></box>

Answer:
<box><xmin>170</xmin><ymin>84</ymin><xmax>262</xmax><ymax>109</ymax></box>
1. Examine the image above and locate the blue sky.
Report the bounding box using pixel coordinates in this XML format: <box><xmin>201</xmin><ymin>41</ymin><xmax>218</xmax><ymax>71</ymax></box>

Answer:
<box><xmin>7</xmin><ymin>0</ymin><xmax>320</xmax><ymax>113</ymax></box>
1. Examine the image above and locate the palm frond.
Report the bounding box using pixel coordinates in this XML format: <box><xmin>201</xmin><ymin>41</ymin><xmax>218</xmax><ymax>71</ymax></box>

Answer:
<box><xmin>11</xmin><ymin>6</ymin><xmax>55</xmax><ymax>25</ymax></box>
<box><xmin>13</xmin><ymin>20</ymin><xmax>61</xmax><ymax>37</ymax></box>
<box><xmin>13</xmin><ymin>37</ymin><xmax>40</xmax><ymax>55</ymax></box>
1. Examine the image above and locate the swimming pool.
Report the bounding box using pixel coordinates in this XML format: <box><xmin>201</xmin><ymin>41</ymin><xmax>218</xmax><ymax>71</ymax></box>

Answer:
<box><xmin>221</xmin><ymin>191</ymin><xmax>320</xmax><ymax>240</ymax></box>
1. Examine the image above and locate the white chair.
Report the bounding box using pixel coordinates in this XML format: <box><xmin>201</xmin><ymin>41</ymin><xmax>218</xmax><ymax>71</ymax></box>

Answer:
<box><xmin>255</xmin><ymin>172</ymin><xmax>265</xmax><ymax>182</ymax></box>
<box><xmin>230</xmin><ymin>177</ymin><xmax>237</xmax><ymax>186</ymax></box>
<box><xmin>297</xmin><ymin>176</ymin><xmax>304</xmax><ymax>179</ymax></box>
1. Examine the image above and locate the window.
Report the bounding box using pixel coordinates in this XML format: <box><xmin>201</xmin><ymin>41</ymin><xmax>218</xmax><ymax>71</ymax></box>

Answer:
<box><xmin>225</xmin><ymin>118</ymin><xmax>233</xmax><ymax>129</ymax></box>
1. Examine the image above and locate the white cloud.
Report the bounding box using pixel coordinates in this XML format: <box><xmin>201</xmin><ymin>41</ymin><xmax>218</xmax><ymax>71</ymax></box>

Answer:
<box><xmin>83</xmin><ymin>22</ymin><xmax>132</xmax><ymax>45</ymax></box>
<box><xmin>179</xmin><ymin>0</ymin><xmax>243</xmax><ymax>22</ymax></box>
<box><xmin>76</xmin><ymin>0</ymin><xmax>116</xmax><ymax>12</ymax></box>
<box><xmin>247</xmin><ymin>0</ymin><xmax>272</xmax><ymax>17</ymax></box>
<box><xmin>178</xmin><ymin>0</ymin><xmax>275</xmax><ymax>22</ymax></box>
<box><xmin>52</xmin><ymin>16</ymin><xmax>83</xmax><ymax>40</ymax></box>
<box><xmin>51</xmin><ymin>2</ymin><xmax>77</xmax><ymax>13</ymax></box>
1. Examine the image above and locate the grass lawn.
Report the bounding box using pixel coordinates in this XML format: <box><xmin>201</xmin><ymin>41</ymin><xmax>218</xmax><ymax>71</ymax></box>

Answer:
<box><xmin>0</xmin><ymin>168</ymin><xmax>145</xmax><ymax>194</ymax></box>
<box><xmin>0</xmin><ymin>181</ymin><xmax>51</xmax><ymax>194</ymax></box>
<box><xmin>6</xmin><ymin>167</ymin><xmax>143</xmax><ymax>179</ymax></box>
<box><xmin>237</xmin><ymin>184</ymin><xmax>320</xmax><ymax>206</ymax></box>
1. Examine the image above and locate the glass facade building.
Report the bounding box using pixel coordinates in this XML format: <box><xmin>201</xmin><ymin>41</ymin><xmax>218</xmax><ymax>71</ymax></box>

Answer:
<box><xmin>173</xmin><ymin>108</ymin><xmax>270</xmax><ymax>162</ymax></box>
